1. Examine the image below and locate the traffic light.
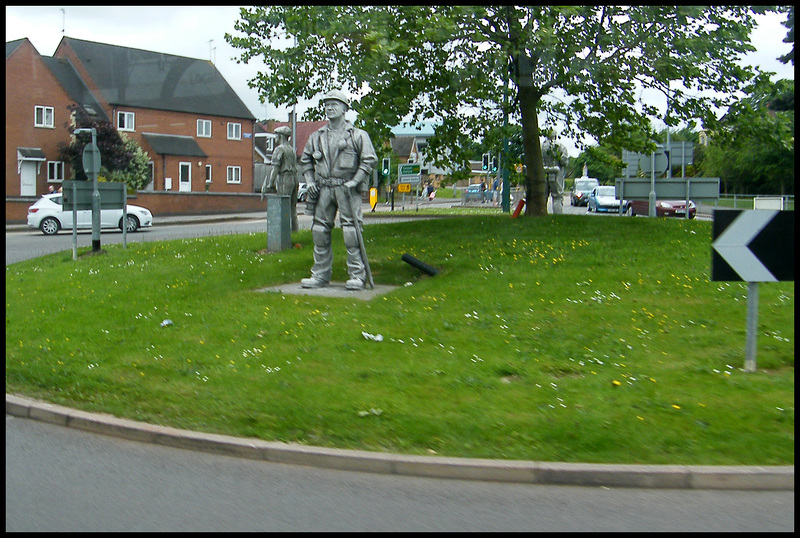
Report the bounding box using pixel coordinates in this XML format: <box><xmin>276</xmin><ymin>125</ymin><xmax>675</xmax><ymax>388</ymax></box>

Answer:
<box><xmin>481</xmin><ymin>153</ymin><xmax>489</xmax><ymax>171</ymax></box>
<box><xmin>491</xmin><ymin>156</ymin><xmax>498</xmax><ymax>172</ymax></box>
<box><xmin>382</xmin><ymin>157</ymin><xmax>390</xmax><ymax>176</ymax></box>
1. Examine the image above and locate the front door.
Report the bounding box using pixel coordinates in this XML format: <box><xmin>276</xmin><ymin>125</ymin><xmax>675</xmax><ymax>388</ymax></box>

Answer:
<box><xmin>20</xmin><ymin>161</ymin><xmax>37</xmax><ymax>196</ymax></box>
<box><xmin>179</xmin><ymin>162</ymin><xmax>191</xmax><ymax>192</ymax></box>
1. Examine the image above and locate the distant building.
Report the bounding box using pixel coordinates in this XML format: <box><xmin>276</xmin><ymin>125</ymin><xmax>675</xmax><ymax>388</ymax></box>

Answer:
<box><xmin>6</xmin><ymin>36</ymin><xmax>257</xmax><ymax>218</ymax></box>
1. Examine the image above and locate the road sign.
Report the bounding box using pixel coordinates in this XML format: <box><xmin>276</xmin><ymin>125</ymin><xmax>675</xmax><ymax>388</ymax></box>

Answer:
<box><xmin>711</xmin><ymin>210</ymin><xmax>794</xmax><ymax>282</ymax></box>
<box><xmin>615</xmin><ymin>177</ymin><xmax>720</xmax><ymax>200</ymax></box>
<box><xmin>398</xmin><ymin>163</ymin><xmax>421</xmax><ymax>183</ymax></box>
<box><xmin>82</xmin><ymin>142</ymin><xmax>102</xmax><ymax>176</ymax></box>
<box><xmin>62</xmin><ymin>181</ymin><xmax>126</xmax><ymax>210</ymax></box>
<box><xmin>622</xmin><ymin>143</ymin><xmax>694</xmax><ymax>176</ymax></box>
<box><xmin>397</xmin><ymin>183</ymin><xmax>412</xmax><ymax>193</ymax></box>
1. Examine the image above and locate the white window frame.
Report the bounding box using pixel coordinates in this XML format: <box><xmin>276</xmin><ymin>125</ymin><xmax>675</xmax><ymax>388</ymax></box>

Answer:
<box><xmin>197</xmin><ymin>119</ymin><xmax>212</xmax><ymax>138</ymax></box>
<box><xmin>226</xmin><ymin>165</ymin><xmax>241</xmax><ymax>184</ymax></box>
<box><xmin>205</xmin><ymin>164</ymin><xmax>212</xmax><ymax>183</ymax></box>
<box><xmin>227</xmin><ymin>122</ymin><xmax>241</xmax><ymax>140</ymax></box>
<box><xmin>117</xmin><ymin>111</ymin><xmax>135</xmax><ymax>132</ymax></box>
<box><xmin>47</xmin><ymin>161</ymin><xmax>64</xmax><ymax>182</ymax></box>
<box><xmin>35</xmin><ymin>106</ymin><xmax>54</xmax><ymax>128</ymax></box>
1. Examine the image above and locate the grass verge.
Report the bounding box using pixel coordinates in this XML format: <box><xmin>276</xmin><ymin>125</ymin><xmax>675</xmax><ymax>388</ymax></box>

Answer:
<box><xmin>5</xmin><ymin>214</ymin><xmax>794</xmax><ymax>465</ymax></box>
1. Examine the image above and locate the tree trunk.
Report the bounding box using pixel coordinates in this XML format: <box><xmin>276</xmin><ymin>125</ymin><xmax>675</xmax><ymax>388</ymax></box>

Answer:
<box><xmin>517</xmin><ymin>82</ymin><xmax>547</xmax><ymax>216</ymax></box>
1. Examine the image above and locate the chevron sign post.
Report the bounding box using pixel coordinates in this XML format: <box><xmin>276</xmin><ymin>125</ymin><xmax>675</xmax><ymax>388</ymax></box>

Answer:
<box><xmin>711</xmin><ymin>209</ymin><xmax>794</xmax><ymax>371</ymax></box>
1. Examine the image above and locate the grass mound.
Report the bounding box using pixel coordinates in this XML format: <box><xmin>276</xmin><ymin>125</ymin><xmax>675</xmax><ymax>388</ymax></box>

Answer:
<box><xmin>6</xmin><ymin>214</ymin><xmax>794</xmax><ymax>464</ymax></box>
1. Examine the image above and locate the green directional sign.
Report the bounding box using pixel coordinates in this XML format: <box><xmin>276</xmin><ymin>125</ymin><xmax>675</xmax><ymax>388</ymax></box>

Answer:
<box><xmin>398</xmin><ymin>163</ymin><xmax>421</xmax><ymax>183</ymax></box>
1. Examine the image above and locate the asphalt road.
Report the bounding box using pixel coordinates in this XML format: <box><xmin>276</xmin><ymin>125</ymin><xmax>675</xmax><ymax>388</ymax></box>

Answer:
<box><xmin>7</xmin><ymin>197</ymin><xmax>789</xmax><ymax>532</ymax></box>
<box><xmin>6</xmin><ymin>415</ymin><xmax>794</xmax><ymax>532</ymax></box>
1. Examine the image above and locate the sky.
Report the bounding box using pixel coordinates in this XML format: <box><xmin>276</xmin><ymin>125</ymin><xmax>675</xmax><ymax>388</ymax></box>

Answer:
<box><xmin>6</xmin><ymin>6</ymin><xmax>794</xmax><ymax>155</ymax></box>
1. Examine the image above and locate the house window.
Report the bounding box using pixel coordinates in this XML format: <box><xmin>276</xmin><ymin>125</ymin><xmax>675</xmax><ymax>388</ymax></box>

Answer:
<box><xmin>266</xmin><ymin>137</ymin><xmax>275</xmax><ymax>152</ymax></box>
<box><xmin>117</xmin><ymin>111</ymin><xmax>135</xmax><ymax>131</ymax></box>
<box><xmin>47</xmin><ymin>161</ymin><xmax>64</xmax><ymax>182</ymax></box>
<box><xmin>197</xmin><ymin>119</ymin><xmax>212</xmax><ymax>138</ymax></box>
<box><xmin>227</xmin><ymin>166</ymin><xmax>241</xmax><ymax>184</ymax></box>
<box><xmin>205</xmin><ymin>165</ymin><xmax>212</xmax><ymax>183</ymax></box>
<box><xmin>35</xmin><ymin>106</ymin><xmax>54</xmax><ymax>128</ymax></box>
<box><xmin>227</xmin><ymin>122</ymin><xmax>241</xmax><ymax>140</ymax></box>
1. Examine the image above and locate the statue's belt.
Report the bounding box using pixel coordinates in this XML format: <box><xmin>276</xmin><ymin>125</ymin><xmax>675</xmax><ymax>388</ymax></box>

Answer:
<box><xmin>316</xmin><ymin>177</ymin><xmax>349</xmax><ymax>187</ymax></box>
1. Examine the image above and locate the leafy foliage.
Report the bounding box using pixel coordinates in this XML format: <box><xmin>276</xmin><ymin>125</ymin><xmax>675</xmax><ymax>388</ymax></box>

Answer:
<box><xmin>227</xmin><ymin>6</ymin><xmax>770</xmax><ymax>215</ymax></box>
<box><xmin>699</xmin><ymin>77</ymin><xmax>794</xmax><ymax>194</ymax></box>
<box><xmin>58</xmin><ymin>105</ymin><xmax>150</xmax><ymax>191</ymax></box>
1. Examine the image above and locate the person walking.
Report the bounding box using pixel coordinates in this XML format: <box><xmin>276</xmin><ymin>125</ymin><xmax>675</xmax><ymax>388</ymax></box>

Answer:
<box><xmin>299</xmin><ymin>89</ymin><xmax>378</xmax><ymax>290</ymax></box>
<box><xmin>262</xmin><ymin>126</ymin><xmax>300</xmax><ymax>231</ymax></box>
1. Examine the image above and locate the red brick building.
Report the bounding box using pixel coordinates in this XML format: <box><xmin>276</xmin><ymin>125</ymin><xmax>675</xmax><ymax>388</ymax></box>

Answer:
<box><xmin>6</xmin><ymin>37</ymin><xmax>259</xmax><ymax>220</ymax></box>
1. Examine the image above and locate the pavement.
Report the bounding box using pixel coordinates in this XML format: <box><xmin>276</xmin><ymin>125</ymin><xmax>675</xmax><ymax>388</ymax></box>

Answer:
<box><xmin>6</xmin><ymin>197</ymin><xmax>791</xmax><ymax>490</ymax></box>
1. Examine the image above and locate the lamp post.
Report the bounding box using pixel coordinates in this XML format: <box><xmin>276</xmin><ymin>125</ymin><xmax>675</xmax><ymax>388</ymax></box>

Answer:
<box><xmin>74</xmin><ymin>128</ymin><xmax>102</xmax><ymax>252</ymax></box>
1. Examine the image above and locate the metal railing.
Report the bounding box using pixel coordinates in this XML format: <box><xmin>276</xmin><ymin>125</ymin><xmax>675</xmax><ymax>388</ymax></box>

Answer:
<box><xmin>698</xmin><ymin>194</ymin><xmax>794</xmax><ymax>214</ymax></box>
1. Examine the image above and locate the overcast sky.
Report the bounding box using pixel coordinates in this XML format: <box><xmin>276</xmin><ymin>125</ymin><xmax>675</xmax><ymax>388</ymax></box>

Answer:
<box><xmin>6</xmin><ymin>6</ymin><xmax>794</xmax><ymax>153</ymax></box>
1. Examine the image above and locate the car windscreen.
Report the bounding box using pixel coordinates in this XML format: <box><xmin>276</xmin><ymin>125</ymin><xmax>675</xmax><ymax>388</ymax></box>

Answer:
<box><xmin>575</xmin><ymin>181</ymin><xmax>597</xmax><ymax>191</ymax></box>
<box><xmin>596</xmin><ymin>186</ymin><xmax>616</xmax><ymax>197</ymax></box>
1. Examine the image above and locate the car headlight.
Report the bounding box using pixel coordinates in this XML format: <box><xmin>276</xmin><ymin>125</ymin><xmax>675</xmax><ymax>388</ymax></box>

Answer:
<box><xmin>658</xmin><ymin>201</ymin><xmax>674</xmax><ymax>209</ymax></box>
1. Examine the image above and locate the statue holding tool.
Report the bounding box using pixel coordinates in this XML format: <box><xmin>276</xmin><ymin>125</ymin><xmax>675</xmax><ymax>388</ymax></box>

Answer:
<box><xmin>299</xmin><ymin>89</ymin><xmax>378</xmax><ymax>290</ymax></box>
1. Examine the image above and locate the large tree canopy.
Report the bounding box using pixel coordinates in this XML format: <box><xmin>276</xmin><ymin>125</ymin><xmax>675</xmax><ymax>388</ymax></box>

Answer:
<box><xmin>227</xmin><ymin>6</ymin><xmax>768</xmax><ymax>216</ymax></box>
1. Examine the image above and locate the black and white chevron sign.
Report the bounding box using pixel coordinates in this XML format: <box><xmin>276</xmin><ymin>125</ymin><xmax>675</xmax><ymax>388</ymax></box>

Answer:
<box><xmin>711</xmin><ymin>210</ymin><xmax>794</xmax><ymax>282</ymax></box>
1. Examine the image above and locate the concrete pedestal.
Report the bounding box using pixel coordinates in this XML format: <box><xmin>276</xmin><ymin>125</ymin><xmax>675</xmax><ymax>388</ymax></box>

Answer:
<box><xmin>266</xmin><ymin>194</ymin><xmax>291</xmax><ymax>251</ymax></box>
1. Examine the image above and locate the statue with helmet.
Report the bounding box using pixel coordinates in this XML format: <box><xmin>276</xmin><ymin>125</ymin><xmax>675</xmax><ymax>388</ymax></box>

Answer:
<box><xmin>299</xmin><ymin>89</ymin><xmax>378</xmax><ymax>290</ymax></box>
<box><xmin>262</xmin><ymin>125</ymin><xmax>300</xmax><ymax>231</ymax></box>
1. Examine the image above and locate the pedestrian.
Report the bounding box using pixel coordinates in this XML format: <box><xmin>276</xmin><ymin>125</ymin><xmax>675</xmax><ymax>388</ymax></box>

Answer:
<box><xmin>299</xmin><ymin>89</ymin><xmax>378</xmax><ymax>290</ymax></box>
<box><xmin>47</xmin><ymin>185</ymin><xmax>56</xmax><ymax>195</ymax></box>
<box><xmin>262</xmin><ymin>126</ymin><xmax>300</xmax><ymax>231</ymax></box>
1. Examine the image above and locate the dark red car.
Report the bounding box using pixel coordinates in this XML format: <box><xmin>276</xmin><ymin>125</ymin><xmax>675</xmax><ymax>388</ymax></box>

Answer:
<box><xmin>626</xmin><ymin>199</ymin><xmax>696</xmax><ymax>218</ymax></box>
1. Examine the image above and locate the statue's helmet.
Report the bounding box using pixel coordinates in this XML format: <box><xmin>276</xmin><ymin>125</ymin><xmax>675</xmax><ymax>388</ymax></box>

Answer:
<box><xmin>322</xmin><ymin>89</ymin><xmax>351</xmax><ymax>109</ymax></box>
<box><xmin>274</xmin><ymin>126</ymin><xmax>292</xmax><ymax>137</ymax></box>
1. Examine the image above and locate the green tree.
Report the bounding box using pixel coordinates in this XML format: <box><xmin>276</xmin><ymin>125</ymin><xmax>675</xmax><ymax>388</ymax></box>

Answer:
<box><xmin>227</xmin><ymin>6</ymin><xmax>769</xmax><ymax>216</ymax></box>
<box><xmin>569</xmin><ymin>145</ymin><xmax>623</xmax><ymax>185</ymax></box>
<box><xmin>700</xmin><ymin>76</ymin><xmax>794</xmax><ymax>195</ymax></box>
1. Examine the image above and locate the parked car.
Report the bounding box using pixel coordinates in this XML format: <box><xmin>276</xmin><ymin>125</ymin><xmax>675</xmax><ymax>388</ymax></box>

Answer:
<box><xmin>587</xmin><ymin>185</ymin><xmax>626</xmax><ymax>213</ymax></box>
<box><xmin>462</xmin><ymin>183</ymin><xmax>485</xmax><ymax>204</ymax></box>
<box><xmin>570</xmin><ymin>177</ymin><xmax>599</xmax><ymax>206</ymax></box>
<box><xmin>27</xmin><ymin>193</ymin><xmax>153</xmax><ymax>235</ymax></box>
<box><xmin>626</xmin><ymin>199</ymin><xmax>696</xmax><ymax>219</ymax></box>
<box><xmin>297</xmin><ymin>182</ymin><xmax>309</xmax><ymax>202</ymax></box>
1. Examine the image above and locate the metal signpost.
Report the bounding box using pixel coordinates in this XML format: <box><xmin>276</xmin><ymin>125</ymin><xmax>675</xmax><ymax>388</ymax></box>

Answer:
<box><xmin>711</xmin><ymin>209</ymin><xmax>794</xmax><ymax>371</ymax></box>
<box><xmin>73</xmin><ymin>128</ymin><xmax>102</xmax><ymax>252</ymax></box>
<box><xmin>398</xmin><ymin>163</ymin><xmax>421</xmax><ymax>211</ymax></box>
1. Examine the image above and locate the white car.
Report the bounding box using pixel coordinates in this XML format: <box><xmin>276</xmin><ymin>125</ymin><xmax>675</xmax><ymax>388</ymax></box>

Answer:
<box><xmin>27</xmin><ymin>193</ymin><xmax>153</xmax><ymax>235</ymax></box>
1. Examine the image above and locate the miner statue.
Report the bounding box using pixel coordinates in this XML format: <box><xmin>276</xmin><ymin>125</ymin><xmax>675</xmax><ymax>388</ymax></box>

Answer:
<box><xmin>299</xmin><ymin>89</ymin><xmax>378</xmax><ymax>290</ymax></box>
<box><xmin>262</xmin><ymin>125</ymin><xmax>300</xmax><ymax>231</ymax></box>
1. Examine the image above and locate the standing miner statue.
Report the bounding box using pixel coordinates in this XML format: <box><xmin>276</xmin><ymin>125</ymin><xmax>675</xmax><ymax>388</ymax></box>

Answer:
<box><xmin>299</xmin><ymin>89</ymin><xmax>378</xmax><ymax>290</ymax></box>
<box><xmin>262</xmin><ymin>125</ymin><xmax>300</xmax><ymax>231</ymax></box>
<box><xmin>541</xmin><ymin>134</ymin><xmax>568</xmax><ymax>215</ymax></box>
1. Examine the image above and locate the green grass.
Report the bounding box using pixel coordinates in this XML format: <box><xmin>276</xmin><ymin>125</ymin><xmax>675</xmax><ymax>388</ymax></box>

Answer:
<box><xmin>5</xmin><ymin>214</ymin><xmax>794</xmax><ymax>465</ymax></box>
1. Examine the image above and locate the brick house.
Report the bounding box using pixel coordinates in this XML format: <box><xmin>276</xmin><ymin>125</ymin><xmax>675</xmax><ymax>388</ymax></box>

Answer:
<box><xmin>6</xmin><ymin>36</ymin><xmax>260</xmax><ymax>221</ymax></box>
